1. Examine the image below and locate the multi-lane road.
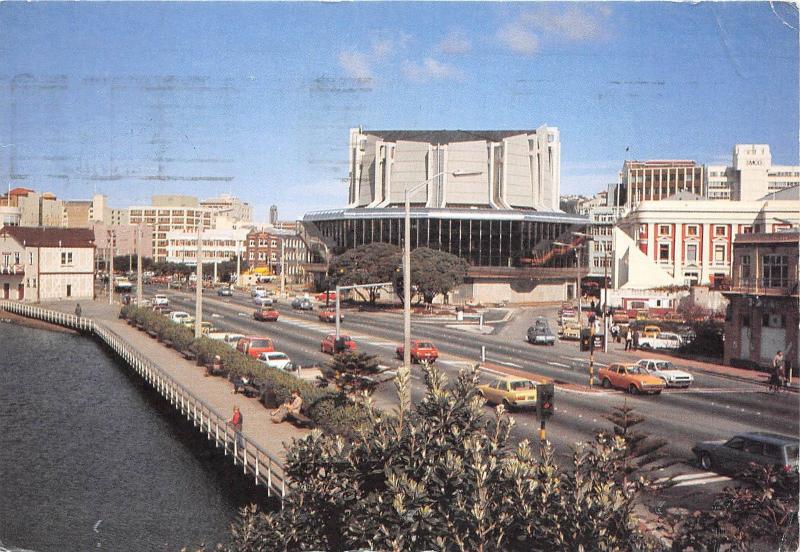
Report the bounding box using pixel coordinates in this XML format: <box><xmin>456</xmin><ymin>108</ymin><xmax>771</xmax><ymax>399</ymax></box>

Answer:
<box><xmin>146</xmin><ymin>285</ymin><xmax>798</xmax><ymax>511</ymax></box>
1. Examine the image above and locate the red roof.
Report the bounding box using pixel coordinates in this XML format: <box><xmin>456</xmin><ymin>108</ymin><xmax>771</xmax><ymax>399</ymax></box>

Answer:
<box><xmin>0</xmin><ymin>226</ymin><xmax>95</xmax><ymax>248</ymax></box>
<box><xmin>9</xmin><ymin>187</ymin><xmax>34</xmax><ymax>196</ymax></box>
<box><xmin>734</xmin><ymin>232</ymin><xmax>799</xmax><ymax>245</ymax></box>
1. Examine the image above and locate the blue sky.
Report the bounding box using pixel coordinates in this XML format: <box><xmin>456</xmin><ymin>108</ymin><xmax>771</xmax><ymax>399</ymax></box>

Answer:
<box><xmin>0</xmin><ymin>2</ymin><xmax>797</xmax><ymax>220</ymax></box>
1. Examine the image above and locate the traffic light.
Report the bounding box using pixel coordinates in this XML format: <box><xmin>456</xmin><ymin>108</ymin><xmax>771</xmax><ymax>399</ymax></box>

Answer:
<box><xmin>537</xmin><ymin>382</ymin><xmax>554</xmax><ymax>419</ymax></box>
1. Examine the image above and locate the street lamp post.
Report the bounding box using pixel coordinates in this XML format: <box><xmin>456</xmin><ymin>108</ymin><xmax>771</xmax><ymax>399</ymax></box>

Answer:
<box><xmin>195</xmin><ymin>224</ymin><xmax>203</xmax><ymax>338</ymax></box>
<box><xmin>403</xmin><ymin>170</ymin><xmax>481</xmax><ymax>383</ymax></box>
<box><xmin>136</xmin><ymin>224</ymin><xmax>143</xmax><ymax>307</ymax></box>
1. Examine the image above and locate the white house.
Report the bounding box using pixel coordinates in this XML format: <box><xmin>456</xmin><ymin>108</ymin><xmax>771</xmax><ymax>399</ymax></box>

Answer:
<box><xmin>0</xmin><ymin>226</ymin><xmax>96</xmax><ymax>302</ymax></box>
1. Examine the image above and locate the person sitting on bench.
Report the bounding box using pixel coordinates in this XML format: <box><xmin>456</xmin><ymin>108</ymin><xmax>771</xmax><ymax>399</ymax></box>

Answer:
<box><xmin>232</xmin><ymin>373</ymin><xmax>251</xmax><ymax>394</ymax></box>
<box><xmin>206</xmin><ymin>355</ymin><xmax>222</xmax><ymax>377</ymax></box>
<box><xmin>271</xmin><ymin>389</ymin><xmax>303</xmax><ymax>423</ymax></box>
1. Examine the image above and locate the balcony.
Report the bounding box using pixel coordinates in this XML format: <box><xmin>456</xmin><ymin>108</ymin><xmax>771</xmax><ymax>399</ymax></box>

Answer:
<box><xmin>0</xmin><ymin>264</ymin><xmax>24</xmax><ymax>275</ymax></box>
<box><xmin>726</xmin><ymin>277</ymin><xmax>798</xmax><ymax>297</ymax></box>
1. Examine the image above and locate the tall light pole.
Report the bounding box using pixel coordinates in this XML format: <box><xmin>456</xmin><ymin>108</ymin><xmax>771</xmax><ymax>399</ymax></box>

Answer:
<box><xmin>195</xmin><ymin>223</ymin><xmax>203</xmax><ymax>338</ymax></box>
<box><xmin>108</xmin><ymin>230</ymin><xmax>115</xmax><ymax>305</ymax></box>
<box><xmin>403</xmin><ymin>170</ymin><xmax>482</xmax><ymax>381</ymax></box>
<box><xmin>280</xmin><ymin>237</ymin><xmax>286</xmax><ymax>297</ymax></box>
<box><xmin>136</xmin><ymin>224</ymin><xmax>143</xmax><ymax>306</ymax></box>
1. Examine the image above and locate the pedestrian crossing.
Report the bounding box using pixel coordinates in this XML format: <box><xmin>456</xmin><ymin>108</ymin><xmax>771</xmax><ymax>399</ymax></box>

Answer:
<box><xmin>656</xmin><ymin>471</ymin><xmax>732</xmax><ymax>488</ymax></box>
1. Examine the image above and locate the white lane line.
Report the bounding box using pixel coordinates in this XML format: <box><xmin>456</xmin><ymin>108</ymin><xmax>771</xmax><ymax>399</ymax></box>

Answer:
<box><xmin>673</xmin><ymin>476</ymin><xmax>732</xmax><ymax>488</ymax></box>
<box><xmin>548</xmin><ymin>361</ymin><xmax>570</xmax><ymax>368</ymax></box>
<box><xmin>490</xmin><ymin>359</ymin><xmax>522</xmax><ymax>368</ymax></box>
<box><xmin>666</xmin><ymin>472</ymin><xmax>724</xmax><ymax>482</ymax></box>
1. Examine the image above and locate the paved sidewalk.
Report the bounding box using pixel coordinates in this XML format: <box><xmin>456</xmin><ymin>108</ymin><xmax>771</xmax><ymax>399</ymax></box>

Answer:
<box><xmin>44</xmin><ymin>299</ymin><xmax>311</xmax><ymax>464</ymax></box>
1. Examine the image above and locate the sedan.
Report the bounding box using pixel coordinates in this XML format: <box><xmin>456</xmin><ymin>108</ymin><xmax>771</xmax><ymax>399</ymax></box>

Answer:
<box><xmin>318</xmin><ymin>310</ymin><xmax>343</xmax><ymax>323</ymax></box>
<box><xmin>258</xmin><ymin>351</ymin><xmax>292</xmax><ymax>370</ymax></box>
<box><xmin>253</xmin><ymin>296</ymin><xmax>274</xmax><ymax>306</ymax></box>
<box><xmin>291</xmin><ymin>297</ymin><xmax>314</xmax><ymax>310</ymax></box>
<box><xmin>478</xmin><ymin>377</ymin><xmax>538</xmax><ymax>410</ymax></box>
<box><xmin>253</xmin><ymin>308</ymin><xmax>280</xmax><ymax>322</ymax></box>
<box><xmin>321</xmin><ymin>334</ymin><xmax>356</xmax><ymax>355</ymax></box>
<box><xmin>396</xmin><ymin>340</ymin><xmax>439</xmax><ymax>363</ymax></box>
<box><xmin>217</xmin><ymin>287</ymin><xmax>233</xmax><ymax>297</ymax></box>
<box><xmin>636</xmin><ymin>359</ymin><xmax>694</xmax><ymax>388</ymax></box>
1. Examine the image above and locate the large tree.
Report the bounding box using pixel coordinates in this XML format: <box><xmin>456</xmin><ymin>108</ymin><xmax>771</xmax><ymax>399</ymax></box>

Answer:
<box><xmin>393</xmin><ymin>247</ymin><xmax>469</xmax><ymax>306</ymax></box>
<box><xmin>328</xmin><ymin>242</ymin><xmax>401</xmax><ymax>303</ymax></box>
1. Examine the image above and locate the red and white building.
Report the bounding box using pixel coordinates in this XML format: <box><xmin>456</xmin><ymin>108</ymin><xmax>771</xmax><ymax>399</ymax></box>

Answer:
<box><xmin>613</xmin><ymin>198</ymin><xmax>799</xmax><ymax>288</ymax></box>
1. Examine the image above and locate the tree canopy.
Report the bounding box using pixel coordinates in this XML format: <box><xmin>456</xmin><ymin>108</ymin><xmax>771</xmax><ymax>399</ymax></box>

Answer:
<box><xmin>328</xmin><ymin>242</ymin><xmax>401</xmax><ymax>303</ymax></box>
<box><xmin>393</xmin><ymin>247</ymin><xmax>469</xmax><ymax>305</ymax></box>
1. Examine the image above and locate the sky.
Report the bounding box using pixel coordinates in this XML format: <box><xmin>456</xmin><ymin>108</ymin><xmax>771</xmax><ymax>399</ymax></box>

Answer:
<box><xmin>0</xmin><ymin>1</ymin><xmax>797</xmax><ymax>220</ymax></box>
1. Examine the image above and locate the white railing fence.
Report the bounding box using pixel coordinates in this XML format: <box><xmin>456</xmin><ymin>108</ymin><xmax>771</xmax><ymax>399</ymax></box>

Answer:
<box><xmin>1</xmin><ymin>300</ymin><xmax>287</xmax><ymax>499</ymax></box>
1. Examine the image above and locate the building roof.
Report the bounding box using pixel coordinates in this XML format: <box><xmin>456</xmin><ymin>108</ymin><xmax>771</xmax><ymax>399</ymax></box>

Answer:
<box><xmin>303</xmin><ymin>207</ymin><xmax>587</xmax><ymax>224</ymax></box>
<box><xmin>734</xmin><ymin>231</ymin><xmax>799</xmax><ymax>245</ymax></box>
<box><xmin>362</xmin><ymin>130</ymin><xmax>540</xmax><ymax>144</ymax></box>
<box><xmin>760</xmin><ymin>185</ymin><xmax>799</xmax><ymax>201</ymax></box>
<box><xmin>9</xmin><ymin>187</ymin><xmax>34</xmax><ymax>196</ymax></box>
<box><xmin>1</xmin><ymin>226</ymin><xmax>96</xmax><ymax>247</ymax></box>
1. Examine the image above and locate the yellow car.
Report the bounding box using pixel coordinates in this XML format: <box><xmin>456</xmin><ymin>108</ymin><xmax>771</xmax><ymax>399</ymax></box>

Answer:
<box><xmin>642</xmin><ymin>325</ymin><xmax>661</xmax><ymax>338</ymax></box>
<box><xmin>185</xmin><ymin>321</ymin><xmax>215</xmax><ymax>335</ymax></box>
<box><xmin>478</xmin><ymin>377</ymin><xmax>538</xmax><ymax>409</ymax></box>
<box><xmin>560</xmin><ymin>322</ymin><xmax>582</xmax><ymax>340</ymax></box>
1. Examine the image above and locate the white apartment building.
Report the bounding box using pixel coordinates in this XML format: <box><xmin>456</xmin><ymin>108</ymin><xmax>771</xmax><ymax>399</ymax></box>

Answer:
<box><xmin>200</xmin><ymin>194</ymin><xmax>253</xmax><ymax>223</ymax></box>
<box><xmin>705</xmin><ymin>144</ymin><xmax>800</xmax><ymax>201</ymax></box>
<box><xmin>164</xmin><ymin>227</ymin><xmax>249</xmax><ymax>267</ymax></box>
<box><xmin>613</xmin><ymin>198</ymin><xmax>800</xmax><ymax>288</ymax></box>
<box><xmin>129</xmin><ymin>197</ymin><xmax>214</xmax><ymax>261</ymax></box>
<box><xmin>586</xmin><ymin>206</ymin><xmax>625</xmax><ymax>276</ymax></box>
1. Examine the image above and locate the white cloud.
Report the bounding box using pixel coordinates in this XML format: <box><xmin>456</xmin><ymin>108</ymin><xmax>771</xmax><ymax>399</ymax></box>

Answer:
<box><xmin>439</xmin><ymin>30</ymin><xmax>471</xmax><ymax>54</ymax></box>
<box><xmin>338</xmin><ymin>50</ymin><xmax>372</xmax><ymax>79</ymax></box>
<box><xmin>403</xmin><ymin>57</ymin><xmax>465</xmax><ymax>83</ymax></box>
<box><xmin>496</xmin><ymin>23</ymin><xmax>539</xmax><ymax>56</ymax></box>
<box><xmin>523</xmin><ymin>6</ymin><xmax>611</xmax><ymax>41</ymax></box>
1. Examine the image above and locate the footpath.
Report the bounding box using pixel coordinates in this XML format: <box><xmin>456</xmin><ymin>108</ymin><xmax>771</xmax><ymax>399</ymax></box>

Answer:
<box><xmin>42</xmin><ymin>299</ymin><xmax>311</xmax><ymax>477</ymax></box>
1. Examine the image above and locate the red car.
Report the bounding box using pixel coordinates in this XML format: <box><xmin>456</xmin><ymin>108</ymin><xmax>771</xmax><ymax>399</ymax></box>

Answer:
<box><xmin>318</xmin><ymin>310</ymin><xmax>343</xmax><ymax>323</ymax></box>
<box><xmin>317</xmin><ymin>291</ymin><xmax>337</xmax><ymax>302</ymax></box>
<box><xmin>320</xmin><ymin>333</ymin><xmax>356</xmax><ymax>355</ymax></box>
<box><xmin>253</xmin><ymin>308</ymin><xmax>279</xmax><ymax>322</ymax></box>
<box><xmin>236</xmin><ymin>336</ymin><xmax>275</xmax><ymax>358</ymax></box>
<box><xmin>396</xmin><ymin>339</ymin><xmax>439</xmax><ymax>363</ymax></box>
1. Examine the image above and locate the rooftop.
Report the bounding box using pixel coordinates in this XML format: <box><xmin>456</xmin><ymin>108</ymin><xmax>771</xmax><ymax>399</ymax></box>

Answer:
<box><xmin>304</xmin><ymin>207</ymin><xmax>586</xmax><ymax>224</ymax></box>
<box><xmin>733</xmin><ymin>231</ymin><xmax>799</xmax><ymax>245</ymax></box>
<box><xmin>1</xmin><ymin>226</ymin><xmax>95</xmax><ymax>247</ymax></box>
<box><xmin>361</xmin><ymin>129</ymin><xmax>543</xmax><ymax>144</ymax></box>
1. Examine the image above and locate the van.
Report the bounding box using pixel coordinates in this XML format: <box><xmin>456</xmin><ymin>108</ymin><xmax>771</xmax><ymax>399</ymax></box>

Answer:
<box><xmin>642</xmin><ymin>325</ymin><xmax>661</xmax><ymax>338</ymax></box>
<box><xmin>236</xmin><ymin>336</ymin><xmax>276</xmax><ymax>358</ymax></box>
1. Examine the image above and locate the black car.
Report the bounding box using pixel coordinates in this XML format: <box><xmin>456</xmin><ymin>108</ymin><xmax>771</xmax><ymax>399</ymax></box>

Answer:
<box><xmin>692</xmin><ymin>432</ymin><xmax>799</xmax><ymax>478</ymax></box>
<box><xmin>217</xmin><ymin>287</ymin><xmax>233</xmax><ymax>297</ymax></box>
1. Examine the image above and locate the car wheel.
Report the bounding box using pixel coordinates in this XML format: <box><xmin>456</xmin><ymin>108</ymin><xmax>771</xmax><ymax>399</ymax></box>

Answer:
<box><xmin>640</xmin><ymin>343</ymin><xmax>651</xmax><ymax>350</ymax></box>
<box><xmin>602</xmin><ymin>378</ymin><xmax>612</xmax><ymax>389</ymax></box>
<box><xmin>502</xmin><ymin>399</ymin><xmax>513</xmax><ymax>412</ymax></box>
<box><xmin>628</xmin><ymin>384</ymin><xmax>639</xmax><ymax>395</ymax></box>
<box><xmin>700</xmin><ymin>453</ymin><xmax>713</xmax><ymax>471</ymax></box>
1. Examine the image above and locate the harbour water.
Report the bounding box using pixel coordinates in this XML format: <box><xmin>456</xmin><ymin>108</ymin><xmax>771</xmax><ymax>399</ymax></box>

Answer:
<box><xmin>0</xmin><ymin>322</ymin><xmax>269</xmax><ymax>552</ymax></box>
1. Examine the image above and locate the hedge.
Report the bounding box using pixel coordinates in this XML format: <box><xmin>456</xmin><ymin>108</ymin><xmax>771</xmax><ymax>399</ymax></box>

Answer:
<box><xmin>119</xmin><ymin>305</ymin><xmax>369</xmax><ymax>437</ymax></box>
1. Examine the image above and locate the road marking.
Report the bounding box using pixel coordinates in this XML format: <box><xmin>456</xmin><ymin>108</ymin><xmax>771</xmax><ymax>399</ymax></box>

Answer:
<box><xmin>548</xmin><ymin>361</ymin><xmax>570</xmax><ymax>368</ymax></box>
<box><xmin>491</xmin><ymin>359</ymin><xmax>522</xmax><ymax>368</ymax></box>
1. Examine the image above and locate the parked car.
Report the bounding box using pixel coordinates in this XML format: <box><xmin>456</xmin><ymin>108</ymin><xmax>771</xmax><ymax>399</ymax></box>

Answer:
<box><xmin>251</xmin><ymin>286</ymin><xmax>267</xmax><ymax>298</ymax></box>
<box><xmin>236</xmin><ymin>336</ymin><xmax>275</xmax><ymax>358</ymax></box>
<box><xmin>217</xmin><ymin>287</ymin><xmax>233</xmax><ymax>297</ymax></box>
<box><xmin>635</xmin><ymin>359</ymin><xmax>694</xmax><ymax>388</ymax></box>
<box><xmin>169</xmin><ymin>311</ymin><xmax>192</xmax><ymax>324</ymax></box>
<box><xmin>317</xmin><ymin>291</ymin><xmax>337</xmax><ymax>302</ymax></box>
<box><xmin>560</xmin><ymin>322</ymin><xmax>582</xmax><ymax>340</ymax></box>
<box><xmin>253</xmin><ymin>308</ymin><xmax>280</xmax><ymax>322</ymax></box>
<box><xmin>638</xmin><ymin>331</ymin><xmax>683</xmax><ymax>351</ymax></box>
<box><xmin>598</xmin><ymin>363</ymin><xmax>666</xmax><ymax>395</ymax></box>
<box><xmin>185</xmin><ymin>321</ymin><xmax>215</xmax><ymax>335</ymax></box>
<box><xmin>396</xmin><ymin>340</ymin><xmax>439</xmax><ymax>363</ymax></box>
<box><xmin>477</xmin><ymin>377</ymin><xmax>539</xmax><ymax>410</ymax></box>
<box><xmin>153</xmin><ymin>294</ymin><xmax>169</xmax><ymax>307</ymax></box>
<box><xmin>642</xmin><ymin>325</ymin><xmax>661</xmax><ymax>338</ymax></box>
<box><xmin>321</xmin><ymin>333</ymin><xmax>356</xmax><ymax>355</ymax></box>
<box><xmin>208</xmin><ymin>332</ymin><xmax>245</xmax><ymax>348</ymax></box>
<box><xmin>692</xmin><ymin>432</ymin><xmax>799</xmax><ymax>480</ymax></box>
<box><xmin>253</xmin><ymin>296</ymin><xmax>274</xmax><ymax>306</ymax></box>
<box><xmin>318</xmin><ymin>310</ymin><xmax>343</xmax><ymax>323</ymax></box>
<box><xmin>527</xmin><ymin>318</ymin><xmax>556</xmax><ymax>345</ymax></box>
<box><xmin>168</xmin><ymin>280</ymin><xmax>183</xmax><ymax>289</ymax></box>
<box><xmin>257</xmin><ymin>351</ymin><xmax>292</xmax><ymax>370</ymax></box>
<box><xmin>291</xmin><ymin>297</ymin><xmax>314</xmax><ymax>310</ymax></box>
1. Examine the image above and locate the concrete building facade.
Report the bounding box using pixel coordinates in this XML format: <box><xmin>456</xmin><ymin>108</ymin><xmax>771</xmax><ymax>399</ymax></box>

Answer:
<box><xmin>705</xmin><ymin>145</ymin><xmax>800</xmax><ymax>201</ymax></box>
<box><xmin>129</xmin><ymin>197</ymin><xmax>215</xmax><ymax>261</ymax></box>
<box><xmin>164</xmin><ymin>227</ymin><xmax>248</xmax><ymax>267</ymax></box>
<box><xmin>0</xmin><ymin>226</ymin><xmax>95</xmax><ymax>302</ymax></box>
<box><xmin>723</xmin><ymin>232</ymin><xmax>799</xmax><ymax>370</ymax></box>
<box><xmin>93</xmin><ymin>223</ymin><xmax>154</xmax><ymax>259</ymax></box>
<box><xmin>245</xmin><ymin>227</ymin><xmax>309</xmax><ymax>284</ymax></box>
<box><xmin>619</xmin><ymin>160</ymin><xmax>705</xmax><ymax>209</ymax></box>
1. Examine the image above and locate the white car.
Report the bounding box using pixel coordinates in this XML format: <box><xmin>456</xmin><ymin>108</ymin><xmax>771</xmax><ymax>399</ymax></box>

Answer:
<box><xmin>207</xmin><ymin>332</ymin><xmax>246</xmax><ymax>348</ymax></box>
<box><xmin>169</xmin><ymin>311</ymin><xmax>192</xmax><ymax>324</ymax></box>
<box><xmin>253</xmin><ymin>296</ymin><xmax>273</xmax><ymax>306</ymax></box>
<box><xmin>637</xmin><ymin>331</ymin><xmax>683</xmax><ymax>351</ymax></box>
<box><xmin>153</xmin><ymin>294</ymin><xmax>169</xmax><ymax>307</ymax></box>
<box><xmin>251</xmin><ymin>286</ymin><xmax>267</xmax><ymax>298</ymax></box>
<box><xmin>258</xmin><ymin>351</ymin><xmax>292</xmax><ymax>370</ymax></box>
<box><xmin>636</xmin><ymin>359</ymin><xmax>694</xmax><ymax>388</ymax></box>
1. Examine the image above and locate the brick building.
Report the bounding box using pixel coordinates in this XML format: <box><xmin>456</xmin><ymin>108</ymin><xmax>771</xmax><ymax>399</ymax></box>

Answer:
<box><xmin>723</xmin><ymin>232</ymin><xmax>799</xmax><ymax>370</ymax></box>
<box><xmin>244</xmin><ymin>227</ymin><xmax>309</xmax><ymax>284</ymax></box>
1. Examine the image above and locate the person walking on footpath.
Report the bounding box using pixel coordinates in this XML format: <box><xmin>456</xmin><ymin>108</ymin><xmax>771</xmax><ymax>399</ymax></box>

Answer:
<box><xmin>624</xmin><ymin>328</ymin><xmax>632</xmax><ymax>351</ymax></box>
<box><xmin>632</xmin><ymin>329</ymin><xmax>640</xmax><ymax>351</ymax></box>
<box><xmin>74</xmin><ymin>303</ymin><xmax>82</xmax><ymax>319</ymax></box>
<box><xmin>228</xmin><ymin>405</ymin><xmax>244</xmax><ymax>450</ymax></box>
<box><xmin>770</xmin><ymin>351</ymin><xmax>785</xmax><ymax>393</ymax></box>
<box><xmin>271</xmin><ymin>389</ymin><xmax>303</xmax><ymax>423</ymax></box>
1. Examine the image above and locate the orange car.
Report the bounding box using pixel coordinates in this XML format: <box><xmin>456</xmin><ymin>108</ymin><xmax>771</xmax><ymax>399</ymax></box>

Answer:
<box><xmin>598</xmin><ymin>363</ymin><xmax>666</xmax><ymax>395</ymax></box>
<box><xmin>321</xmin><ymin>334</ymin><xmax>356</xmax><ymax>355</ymax></box>
<box><xmin>235</xmin><ymin>336</ymin><xmax>275</xmax><ymax>359</ymax></box>
<box><xmin>396</xmin><ymin>340</ymin><xmax>439</xmax><ymax>363</ymax></box>
<box><xmin>318</xmin><ymin>310</ymin><xmax>343</xmax><ymax>323</ymax></box>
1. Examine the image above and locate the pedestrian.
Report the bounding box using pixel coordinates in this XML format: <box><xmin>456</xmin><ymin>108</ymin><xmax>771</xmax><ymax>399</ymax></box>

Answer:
<box><xmin>74</xmin><ymin>303</ymin><xmax>82</xmax><ymax>319</ymax></box>
<box><xmin>632</xmin><ymin>329</ymin><xmax>640</xmax><ymax>351</ymax></box>
<box><xmin>770</xmin><ymin>351</ymin><xmax>785</xmax><ymax>393</ymax></box>
<box><xmin>611</xmin><ymin>324</ymin><xmax>619</xmax><ymax>343</ymax></box>
<box><xmin>228</xmin><ymin>405</ymin><xmax>244</xmax><ymax>450</ymax></box>
<box><xmin>625</xmin><ymin>328</ymin><xmax>632</xmax><ymax>351</ymax></box>
<box><xmin>271</xmin><ymin>389</ymin><xmax>303</xmax><ymax>423</ymax></box>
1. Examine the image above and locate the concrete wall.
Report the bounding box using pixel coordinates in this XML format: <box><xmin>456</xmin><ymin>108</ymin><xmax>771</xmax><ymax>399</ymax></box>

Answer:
<box><xmin>446</xmin><ymin>140</ymin><xmax>490</xmax><ymax>206</ymax></box>
<box><xmin>453</xmin><ymin>279</ymin><xmax>567</xmax><ymax>304</ymax></box>
<box><xmin>389</xmin><ymin>140</ymin><xmax>430</xmax><ymax>205</ymax></box>
<box><xmin>503</xmin><ymin>134</ymin><xmax>534</xmax><ymax>208</ymax></box>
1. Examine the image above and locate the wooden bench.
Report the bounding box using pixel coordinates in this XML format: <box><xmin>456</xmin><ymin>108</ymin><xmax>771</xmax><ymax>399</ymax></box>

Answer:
<box><xmin>182</xmin><ymin>350</ymin><xmax>198</xmax><ymax>362</ymax></box>
<box><xmin>162</xmin><ymin>339</ymin><xmax>174</xmax><ymax>349</ymax></box>
<box><xmin>240</xmin><ymin>383</ymin><xmax>261</xmax><ymax>398</ymax></box>
<box><xmin>147</xmin><ymin>330</ymin><xmax>158</xmax><ymax>339</ymax></box>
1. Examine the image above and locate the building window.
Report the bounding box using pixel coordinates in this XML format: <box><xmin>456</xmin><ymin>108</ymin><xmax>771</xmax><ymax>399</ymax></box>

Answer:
<box><xmin>61</xmin><ymin>252</ymin><xmax>73</xmax><ymax>266</ymax></box>
<box><xmin>258</xmin><ymin>252</ymin><xmax>265</xmax><ymax>261</ymax></box>
<box><xmin>248</xmin><ymin>252</ymin><xmax>254</xmax><ymax>260</ymax></box>
<box><xmin>684</xmin><ymin>272</ymin><xmax>699</xmax><ymax>286</ymax></box>
<box><xmin>713</xmin><ymin>244</ymin><xmax>726</xmax><ymax>263</ymax></box>
<box><xmin>762</xmin><ymin>312</ymin><xmax>786</xmax><ymax>328</ymax></box>
<box><xmin>658</xmin><ymin>243</ymin><xmax>670</xmax><ymax>261</ymax></box>
<box><xmin>249</xmin><ymin>240</ymin><xmax>255</xmax><ymax>247</ymax></box>
<box><xmin>762</xmin><ymin>255</ymin><xmax>788</xmax><ymax>288</ymax></box>
<box><xmin>741</xmin><ymin>225</ymin><xmax>753</xmax><ymax>234</ymax></box>
<box><xmin>714</xmin><ymin>225</ymin><xmax>727</xmax><ymax>237</ymax></box>
<box><xmin>638</xmin><ymin>224</ymin><xmax>647</xmax><ymax>237</ymax></box>
<box><xmin>658</xmin><ymin>224</ymin><xmax>671</xmax><ymax>236</ymax></box>
<box><xmin>740</xmin><ymin>255</ymin><xmax>751</xmax><ymax>280</ymax></box>
<box><xmin>686</xmin><ymin>244</ymin><xmax>698</xmax><ymax>263</ymax></box>
<box><xmin>29</xmin><ymin>252</ymin><xmax>33</xmax><ymax>264</ymax></box>
<box><xmin>686</xmin><ymin>225</ymin><xmax>699</xmax><ymax>237</ymax></box>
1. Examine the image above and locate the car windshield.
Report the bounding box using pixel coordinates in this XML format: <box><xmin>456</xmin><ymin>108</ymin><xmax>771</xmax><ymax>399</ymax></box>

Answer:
<box><xmin>510</xmin><ymin>380</ymin><xmax>535</xmax><ymax>390</ymax></box>
<box><xmin>417</xmin><ymin>342</ymin><xmax>435</xmax><ymax>349</ymax></box>
<box><xmin>270</xmin><ymin>354</ymin><xmax>289</xmax><ymax>360</ymax></box>
<box><xmin>655</xmin><ymin>361</ymin><xmax>674</xmax><ymax>370</ymax></box>
<box><xmin>251</xmin><ymin>339</ymin><xmax>271</xmax><ymax>348</ymax></box>
<box><xmin>626</xmin><ymin>366</ymin><xmax>642</xmax><ymax>375</ymax></box>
